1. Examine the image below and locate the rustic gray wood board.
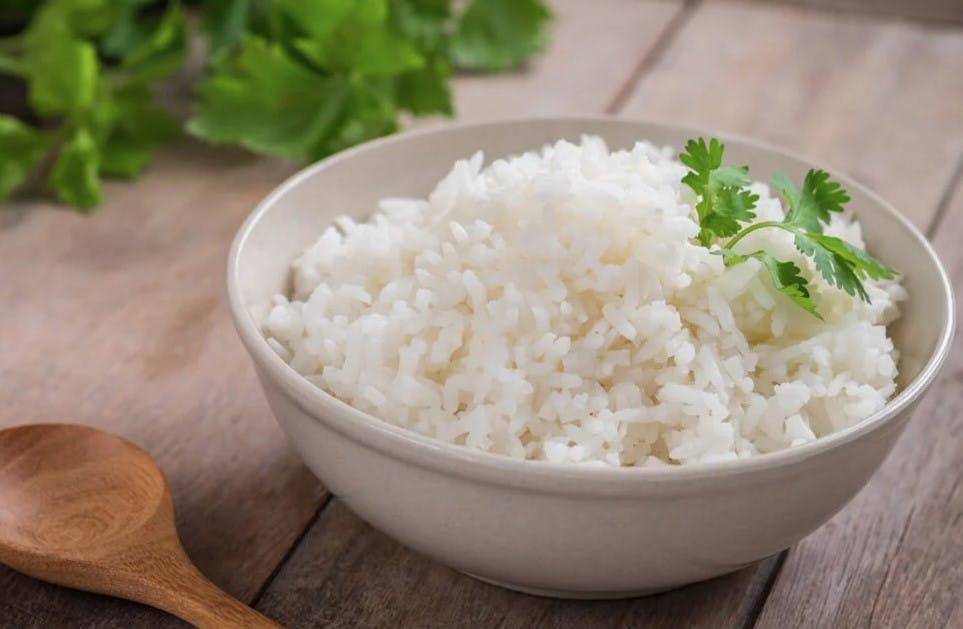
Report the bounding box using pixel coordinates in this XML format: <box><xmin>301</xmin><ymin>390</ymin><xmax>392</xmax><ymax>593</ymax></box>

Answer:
<box><xmin>736</xmin><ymin>0</ymin><xmax>963</xmax><ymax>25</ymax></box>
<box><xmin>621</xmin><ymin>1</ymin><xmax>963</xmax><ymax>227</ymax></box>
<box><xmin>253</xmin><ymin>3</ymin><xmax>963</xmax><ymax>628</ymax></box>
<box><xmin>1</xmin><ymin>0</ymin><xmax>961</xmax><ymax>626</ymax></box>
<box><xmin>0</xmin><ymin>0</ymin><xmax>683</xmax><ymax>626</ymax></box>
<box><xmin>755</xmin><ymin>176</ymin><xmax>963</xmax><ymax>629</ymax></box>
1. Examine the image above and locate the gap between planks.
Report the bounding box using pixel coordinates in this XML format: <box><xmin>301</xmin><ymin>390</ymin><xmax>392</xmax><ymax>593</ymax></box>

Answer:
<box><xmin>248</xmin><ymin>494</ymin><xmax>333</xmax><ymax>609</ymax></box>
<box><xmin>925</xmin><ymin>152</ymin><xmax>963</xmax><ymax>239</ymax></box>
<box><xmin>749</xmin><ymin>148</ymin><xmax>963</xmax><ymax>628</ymax></box>
<box><xmin>242</xmin><ymin>0</ymin><xmax>703</xmax><ymax>609</ymax></box>
<box><xmin>605</xmin><ymin>0</ymin><xmax>702</xmax><ymax>114</ymax></box>
<box><xmin>246</xmin><ymin>1</ymin><xmax>963</xmax><ymax>624</ymax></box>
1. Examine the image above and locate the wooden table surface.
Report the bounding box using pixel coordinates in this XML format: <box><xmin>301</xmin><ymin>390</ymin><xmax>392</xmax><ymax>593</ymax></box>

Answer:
<box><xmin>2</xmin><ymin>1</ymin><xmax>961</xmax><ymax>627</ymax></box>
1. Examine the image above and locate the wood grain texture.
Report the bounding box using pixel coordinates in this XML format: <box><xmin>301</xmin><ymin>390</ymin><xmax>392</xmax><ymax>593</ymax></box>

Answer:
<box><xmin>254</xmin><ymin>3</ymin><xmax>963</xmax><ymax>628</ymax></box>
<box><xmin>755</xmin><ymin>172</ymin><xmax>963</xmax><ymax>629</ymax></box>
<box><xmin>622</xmin><ymin>3</ymin><xmax>963</xmax><ymax>625</ymax></box>
<box><xmin>0</xmin><ymin>424</ymin><xmax>280</xmax><ymax>629</ymax></box>
<box><xmin>452</xmin><ymin>0</ymin><xmax>683</xmax><ymax>119</ymax></box>
<box><xmin>0</xmin><ymin>1</ymin><xmax>688</xmax><ymax>626</ymax></box>
<box><xmin>621</xmin><ymin>1</ymin><xmax>963</xmax><ymax>228</ymax></box>
<box><xmin>0</xmin><ymin>143</ymin><xmax>320</xmax><ymax>628</ymax></box>
<box><xmin>2</xmin><ymin>0</ymin><xmax>961</xmax><ymax>626</ymax></box>
<box><xmin>733</xmin><ymin>0</ymin><xmax>963</xmax><ymax>25</ymax></box>
<box><xmin>255</xmin><ymin>500</ymin><xmax>783</xmax><ymax>629</ymax></box>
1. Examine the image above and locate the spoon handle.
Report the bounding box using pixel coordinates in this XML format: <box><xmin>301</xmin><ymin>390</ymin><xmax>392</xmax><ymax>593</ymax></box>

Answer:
<box><xmin>143</xmin><ymin>556</ymin><xmax>282</xmax><ymax>629</ymax></box>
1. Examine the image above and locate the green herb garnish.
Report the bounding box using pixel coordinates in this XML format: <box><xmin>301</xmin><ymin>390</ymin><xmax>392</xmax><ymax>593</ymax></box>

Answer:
<box><xmin>680</xmin><ymin>138</ymin><xmax>897</xmax><ymax>318</ymax></box>
<box><xmin>0</xmin><ymin>0</ymin><xmax>552</xmax><ymax>211</ymax></box>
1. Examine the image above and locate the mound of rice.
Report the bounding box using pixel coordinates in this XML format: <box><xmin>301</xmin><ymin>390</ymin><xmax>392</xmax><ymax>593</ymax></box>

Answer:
<box><xmin>263</xmin><ymin>137</ymin><xmax>904</xmax><ymax>466</ymax></box>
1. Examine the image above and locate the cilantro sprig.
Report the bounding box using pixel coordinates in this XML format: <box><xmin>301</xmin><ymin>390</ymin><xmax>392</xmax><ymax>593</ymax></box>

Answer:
<box><xmin>0</xmin><ymin>0</ymin><xmax>184</xmax><ymax>211</ymax></box>
<box><xmin>680</xmin><ymin>138</ymin><xmax>897</xmax><ymax>317</ymax></box>
<box><xmin>0</xmin><ymin>0</ymin><xmax>552</xmax><ymax>211</ymax></box>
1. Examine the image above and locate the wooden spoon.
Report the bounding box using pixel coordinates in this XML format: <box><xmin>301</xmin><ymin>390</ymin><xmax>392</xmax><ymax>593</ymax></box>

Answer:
<box><xmin>0</xmin><ymin>423</ymin><xmax>281</xmax><ymax>628</ymax></box>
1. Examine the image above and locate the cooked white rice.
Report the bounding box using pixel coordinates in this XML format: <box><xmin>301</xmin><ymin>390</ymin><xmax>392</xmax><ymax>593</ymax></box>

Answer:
<box><xmin>263</xmin><ymin>136</ymin><xmax>905</xmax><ymax>467</ymax></box>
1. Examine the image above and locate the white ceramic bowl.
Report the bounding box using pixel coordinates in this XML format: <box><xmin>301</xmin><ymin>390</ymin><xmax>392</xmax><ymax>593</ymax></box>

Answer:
<box><xmin>227</xmin><ymin>118</ymin><xmax>954</xmax><ymax>598</ymax></box>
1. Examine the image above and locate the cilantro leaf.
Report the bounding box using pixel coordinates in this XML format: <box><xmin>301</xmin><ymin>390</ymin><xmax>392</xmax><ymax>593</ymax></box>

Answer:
<box><xmin>27</xmin><ymin>0</ymin><xmax>126</xmax><ymax>41</ymax></box>
<box><xmin>701</xmin><ymin>185</ymin><xmax>758</xmax><ymax>239</ymax></box>
<box><xmin>274</xmin><ymin>0</ymin><xmax>355</xmax><ymax>38</ymax></box>
<box><xmin>188</xmin><ymin>36</ymin><xmax>351</xmax><ymax>159</ymax></box>
<box><xmin>102</xmin><ymin>0</ymin><xmax>168</xmax><ymax>59</ymax></box>
<box><xmin>48</xmin><ymin>127</ymin><xmax>101</xmax><ymax>211</ymax></box>
<box><xmin>680</xmin><ymin>138</ymin><xmax>757</xmax><ymax>244</ymax></box>
<box><xmin>753</xmin><ymin>251</ymin><xmax>821</xmax><ymax>318</ymax></box>
<box><xmin>317</xmin><ymin>80</ymin><xmax>399</xmax><ymax>158</ymax></box>
<box><xmin>116</xmin><ymin>1</ymin><xmax>187</xmax><ymax>81</ymax></box>
<box><xmin>449</xmin><ymin>0</ymin><xmax>551</xmax><ymax>72</ymax></box>
<box><xmin>25</xmin><ymin>33</ymin><xmax>99</xmax><ymax>116</ymax></box>
<box><xmin>4</xmin><ymin>0</ymin><xmax>554</xmax><ymax>212</ymax></box>
<box><xmin>792</xmin><ymin>233</ymin><xmax>862</xmax><ymax>301</ymax></box>
<box><xmin>201</xmin><ymin>0</ymin><xmax>251</xmax><ymax>62</ymax></box>
<box><xmin>0</xmin><ymin>115</ymin><xmax>50</xmax><ymax>203</ymax></box>
<box><xmin>686</xmin><ymin>136</ymin><xmax>897</xmax><ymax>316</ymax></box>
<box><xmin>778</xmin><ymin>168</ymin><xmax>850</xmax><ymax>233</ymax></box>
<box><xmin>391</xmin><ymin>0</ymin><xmax>453</xmax><ymax>116</ymax></box>
<box><xmin>98</xmin><ymin>83</ymin><xmax>179</xmax><ymax>178</ymax></box>
<box><xmin>716</xmin><ymin>247</ymin><xmax>820</xmax><ymax>317</ymax></box>
<box><xmin>680</xmin><ymin>137</ymin><xmax>722</xmax><ymax>194</ymax></box>
<box><xmin>392</xmin><ymin>0</ymin><xmax>451</xmax><ymax>50</ymax></box>
<box><xmin>396</xmin><ymin>55</ymin><xmax>453</xmax><ymax>115</ymax></box>
<box><xmin>793</xmin><ymin>232</ymin><xmax>897</xmax><ymax>302</ymax></box>
<box><xmin>814</xmin><ymin>234</ymin><xmax>897</xmax><ymax>281</ymax></box>
<box><xmin>292</xmin><ymin>2</ymin><xmax>425</xmax><ymax>78</ymax></box>
<box><xmin>770</xmin><ymin>172</ymin><xmax>798</xmax><ymax>208</ymax></box>
<box><xmin>793</xmin><ymin>233</ymin><xmax>865</xmax><ymax>301</ymax></box>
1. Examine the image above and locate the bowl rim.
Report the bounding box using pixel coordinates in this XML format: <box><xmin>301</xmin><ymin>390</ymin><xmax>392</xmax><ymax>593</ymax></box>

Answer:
<box><xmin>227</xmin><ymin>115</ymin><xmax>955</xmax><ymax>488</ymax></box>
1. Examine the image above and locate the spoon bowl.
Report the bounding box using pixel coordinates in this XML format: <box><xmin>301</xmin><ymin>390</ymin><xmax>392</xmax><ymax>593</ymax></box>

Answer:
<box><xmin>0</xmin><ymin>423</ymin><xmax>167</xmax><ymax>564</ymax></box>
<box><xmin>0</xmin><ymin>423</ymin><xmax>280</xmax><ymax>628</ymax></box>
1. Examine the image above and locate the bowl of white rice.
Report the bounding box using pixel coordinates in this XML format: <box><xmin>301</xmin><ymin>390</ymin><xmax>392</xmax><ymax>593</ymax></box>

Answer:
<box><xmin>227</xmin><ymin>117</ymin><xmax>953</xmax><ymax>598</ymax></box>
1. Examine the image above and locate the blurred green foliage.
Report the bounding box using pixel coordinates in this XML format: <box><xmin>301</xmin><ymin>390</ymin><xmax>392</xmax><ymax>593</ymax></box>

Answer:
<box><xmin>0</xmin><ymin>0</ymin><xmax>551</xmax><ymax>211</ymax></box>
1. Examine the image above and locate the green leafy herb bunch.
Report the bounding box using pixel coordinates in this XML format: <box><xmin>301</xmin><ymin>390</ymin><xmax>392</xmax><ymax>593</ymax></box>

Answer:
<box><xmin>0</xmin><ymin>0</ymin><xmax>551</xmax><ymax>211</ymax></box>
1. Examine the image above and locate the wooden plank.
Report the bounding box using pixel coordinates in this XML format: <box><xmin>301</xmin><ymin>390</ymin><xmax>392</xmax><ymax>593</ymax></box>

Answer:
<box><xmin>256</xmin><ymin>3</ymin><xmax>963</xmax><ymax>627</ymax></box>
<box><xmin>251</xmin><ymin>2</ymin><xmax>805</xmax><ymax>626</ymax></box>
<box><xmin>255</xmin><ymin>500</ymin><xmax>782</xmax><ymax>629</ymax></box>
<box><xmin>733</xmin><ymin>0</ymin><xmax>963</xmax><ymax>26</ymax></box>
<box><xmin>755</xmin><ymin>172</ymin><xmax>963</xmax><ymax>629</ymax></box>
<box><xmin>620</xmin><ymin>3</ymin><xmax>963</xmax><ymax>624</ymax></box>
<box><xmin>452</xmin><ymin>0</ymin><xmax>683</xmax><ymax>119</ymax></box>
<box><xmin>0</xmin><ymin>1</ymin><xmax>685</xmax><ymax>626</ymax></box>
<box><xmin>0</xmin><ymin>145</ymin><xmax>321</xmax><ymax>628</ymax></box>
<box><xmin>621</xmin><ymin>1</ymin><xmax>963</xmax><ymax>229</ymax></box>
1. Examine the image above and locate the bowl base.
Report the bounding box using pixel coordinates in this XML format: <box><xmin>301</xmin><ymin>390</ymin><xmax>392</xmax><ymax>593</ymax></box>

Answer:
<box><xmin>462</xmin><ymin>572</ymin><xmax>678</xmax><ymax>600</ymax></box>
